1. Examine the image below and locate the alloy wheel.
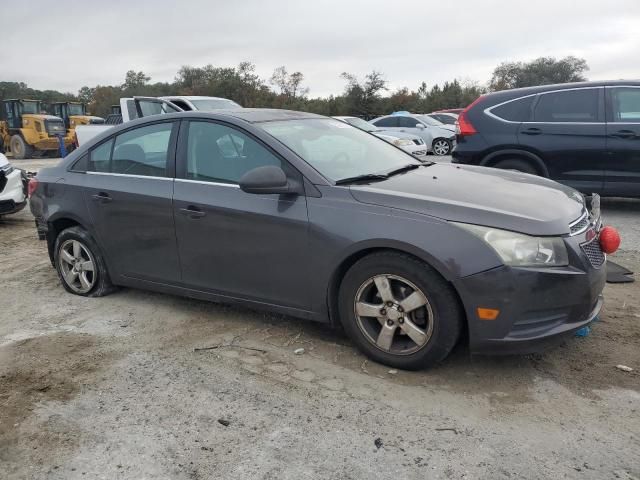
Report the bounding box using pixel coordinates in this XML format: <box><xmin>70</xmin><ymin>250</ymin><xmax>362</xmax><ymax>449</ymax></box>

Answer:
<box><xmin>353</xmin><ymin>274</ymin><xmax>434</xmax><ymax>355</ymax></box>
<box><xmin>433</xmin><ymin>139</ymin><xmax>451</xmax><ymax>156</ymax></box>
<box><xmin>58</xmin><ymin>239</ymin><xmax>97</xmax><ymax>294</ymax></box>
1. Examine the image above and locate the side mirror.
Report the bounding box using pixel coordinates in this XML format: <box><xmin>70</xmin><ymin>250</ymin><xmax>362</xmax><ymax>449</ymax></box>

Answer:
<box><xmin>239</xmin><ymin>166</ymin><xmax>301</xmax><ymax>195</ymax></box>
<box><xmin>415</xmin><ymin>123</ymin><xmax>425</xmax><ymax>130</ymax></box>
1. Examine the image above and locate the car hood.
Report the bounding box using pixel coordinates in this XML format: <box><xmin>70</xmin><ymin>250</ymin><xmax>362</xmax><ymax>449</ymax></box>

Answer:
<box><xmin>349</xmin><ymin>163</ymin><xmax>585</xmax><ymax>236</ymax></box>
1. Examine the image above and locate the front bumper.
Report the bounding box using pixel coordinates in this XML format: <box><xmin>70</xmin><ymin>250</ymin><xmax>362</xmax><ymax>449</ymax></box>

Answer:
<box><xmin>457</xmin><ymin>237</ymin><xmax>607</xmax><ymax>355</ymax></box>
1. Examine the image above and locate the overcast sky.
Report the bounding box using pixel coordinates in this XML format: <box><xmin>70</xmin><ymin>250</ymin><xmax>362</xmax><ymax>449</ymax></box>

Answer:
<box><xmin>3</xmin><ymin>0</ymin><xmax>639</xmax><ymax>97</ymax></box>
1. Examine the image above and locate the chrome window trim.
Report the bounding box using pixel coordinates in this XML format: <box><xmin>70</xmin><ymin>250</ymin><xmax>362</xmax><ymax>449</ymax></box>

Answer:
<box><xmin>174</xmin><ymin>178</ymin><xmax>240</xmax><ymax>188</ymax></box>
<box><xmin>484</xmin><ymin>86</ymin><xmax>604</xmax><ymax>125</ymax></box>
<box><xmin>86</xmin><ymin>171</ymin><xmax>172</xmax><ymax>181</ymax></box>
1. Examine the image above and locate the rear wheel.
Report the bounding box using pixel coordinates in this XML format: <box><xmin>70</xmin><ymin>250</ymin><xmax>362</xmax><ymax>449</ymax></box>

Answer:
<box><xmin>10</xmin><ymin>135</ymin><xmax>34</xmax><ymax>160</ymax></box>
<box><xmin>492</xmin><ymin>158</ymin><xmax>539</xmax><ymax>175</ymax></box>
<box><xmin>338</xmin><ymin>251</ymin><xmax>463</xmax><ymax>370</ymax></box>
<box><xmin>54</xmin><ymin>226</ymin><xmax>116</xmax><ymax>297</ymax></box>
<box><xmin>432</xmin><ymin>138</ymin><xmax>452</xmax><ymax>156</ymax></box>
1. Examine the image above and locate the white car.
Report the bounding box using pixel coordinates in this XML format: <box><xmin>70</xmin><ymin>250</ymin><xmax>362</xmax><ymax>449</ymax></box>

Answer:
<box><xmin>0</xmin><ymin>153</ymin><xmax>27</xmax><ymax>216</ymax></box>
<box><xmin>332</xmin><ymin>116</ymin><xmax>428</xmax><ymax>160</ymax></box>
<box><xmin>75</xmin><ymin>96</ymin><xmax>241</xmax><ymax>147</ymax></box>
<box><xmin>371</xmin><ymin>113</ymin><xmax>457</xmax><ymax>156</ymax></box>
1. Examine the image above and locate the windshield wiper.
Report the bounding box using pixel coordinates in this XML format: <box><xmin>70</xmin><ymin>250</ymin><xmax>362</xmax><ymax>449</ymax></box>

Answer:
<box><xmin>335</xmin><ymin>173</ymin><xmax>389</xmax><ymax>185</ymax></box>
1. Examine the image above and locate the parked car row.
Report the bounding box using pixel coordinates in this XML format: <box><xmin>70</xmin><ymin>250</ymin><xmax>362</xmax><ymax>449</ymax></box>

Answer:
<box><xmin>371</xmin><ymin>112</ymin><xmax>457</xmax><ymax>155</ymax></box>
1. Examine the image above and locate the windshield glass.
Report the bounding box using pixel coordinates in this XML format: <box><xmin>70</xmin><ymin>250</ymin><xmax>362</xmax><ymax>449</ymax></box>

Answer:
<box><xmin>415</xmin><ymin>115</ymin><xmax>445</xmax><ymax>127</ymax></box>
<box><xmin>261</xmin><ymin>118</ymin><xmax>419</xmax><ymax>181</ymax></box>
<box><xmin>21</xmin><ymin>101</ymin><xmax>40</xmax><ymax>114</ymax></box>
<box><xmin>344</xmin><ymin>117</ymin><xmax>377</xmax><ymax>132</ymax></box>
<box><xmin>68</xmin><ymin>104</ymin><xmax>84</xmax><ymax>115</ymax></box>
<box><xmin>190</xmin><ymin>99</ymin><xmax>241</xmax><ymax>111</ymax></box>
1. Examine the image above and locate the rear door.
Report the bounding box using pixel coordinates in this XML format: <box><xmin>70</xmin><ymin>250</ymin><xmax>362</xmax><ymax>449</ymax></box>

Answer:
<box><xmin>604</xmin><ymin>86</ymin><xmax>640</xmax><ymax>197</ymax></box>
<box><xmin>518</xmin><ymin>87</ymin><xmax>605</xmax><ymax>193</ymax></box>
<box><xmin>173</xmin><ymin>119</ymin><xmax>311</xmax><ymax>310</ymax></box>
<box><xmin>83</xmin><ymin>120</ymin><xmax>180</xmax><ymax>283</ymax></box>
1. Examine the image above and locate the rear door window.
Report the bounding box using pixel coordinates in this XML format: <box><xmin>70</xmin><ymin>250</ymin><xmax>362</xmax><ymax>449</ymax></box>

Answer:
<box><xmin>398</xmin><ymin>116</ymin><xmax>420</xmax><ymax>128</ymax></box>
<box><xmin>490</xmin><ymin>96</ymin><xmax>534</xmax><ymax>122</ymax></box>
<box><xmin>533</xmin><ymin>89</ymin><xmax>600</xmax><ymax>123</ymax></box>
<box><xmin>609</xmin><ymin>87</ymin><xmax>640</xmax><ymax>122</ymax></box>
<box><xmin>112</xmin><ymin>123</ymin><xmax>173</xmax><ymax>177</ymax></box>
<box><xmin>373</xmin><ymin>117</ymin><xmax>398</xmax><ymax>128</ymax></box>
<box><xmin>89</xmin><ymin>139</ymin><xmax>113</xmax><ymax>172</ymax></box>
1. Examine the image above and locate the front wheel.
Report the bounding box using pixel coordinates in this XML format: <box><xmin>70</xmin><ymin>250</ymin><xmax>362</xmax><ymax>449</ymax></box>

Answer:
<box><xmin>432</xmin><ymin>138</ymin><xmax>452</xmax><ymax>156</ymax></box>
<box><xmin>54</xmin><ymin>226</ymin><xmax>116</xmax><ymax>297</ymax></box>
<box><xmin>10</xmin><ymin>135</ymin><xmax>34</xmax><ymax>160</ymax></box>
<box><xmin>338</xmin><ymin>252</ymin><xmax>463</xmax><ymax>370</ymax></box>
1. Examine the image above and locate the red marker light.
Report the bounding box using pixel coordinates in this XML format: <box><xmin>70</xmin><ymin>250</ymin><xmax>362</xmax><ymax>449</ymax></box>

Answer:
<box><xmin>599</xmin><ymin>226</ymin><xmax>620</xmax><ymax>254</ymax></box>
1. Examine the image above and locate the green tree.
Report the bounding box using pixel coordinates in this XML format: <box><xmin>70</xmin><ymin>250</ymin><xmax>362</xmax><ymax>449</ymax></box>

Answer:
<box><xmin>489</xmin><ymin>56</ymin><xmax>589</xmax><ymax>91</ymax></box>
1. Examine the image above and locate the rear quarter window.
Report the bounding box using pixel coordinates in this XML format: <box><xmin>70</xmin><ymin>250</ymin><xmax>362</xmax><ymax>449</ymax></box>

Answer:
<box><xmin>489</xmin><ymin>96</ymin><xmax>534</xmax><ymax>122</ymax></box>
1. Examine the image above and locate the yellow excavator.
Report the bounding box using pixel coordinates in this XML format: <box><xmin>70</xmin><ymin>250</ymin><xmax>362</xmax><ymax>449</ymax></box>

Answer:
<box><xmin>50</xmin><ymin>101</ymin><xmax>104</xmax><ymax>133</ymax></box>
<box><xmin>0</xmin><ymin>99</ymin><xmax>73</xmax><ymax>159</ymax></box>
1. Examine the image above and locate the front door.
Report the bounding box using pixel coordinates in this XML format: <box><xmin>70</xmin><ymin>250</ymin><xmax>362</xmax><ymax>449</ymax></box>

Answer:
<box><xmin>173</xmin><ymin>120</ymin><xmax>311</xmax><ymax>310</ymax></box>
<box><xmin>604</xmin><ymin>86</ymin><xmax>640</xmax><ymax>197</ymax></box>
<box><xmin>518</xmin><ymin>87</ymin><xmax>606</xmax><ymax>194</ymax></box>
<box><xmin>83</xmin><ymin>120</ymin><xmax>180</xmax><ymax>283</ymax></box>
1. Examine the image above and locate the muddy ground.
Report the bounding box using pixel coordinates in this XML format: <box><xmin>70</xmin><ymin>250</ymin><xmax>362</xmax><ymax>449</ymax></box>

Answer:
<box><xmin>1</xmin><ymin>158</ymin><xmax>638</xmax><ymax>479</ymax></box>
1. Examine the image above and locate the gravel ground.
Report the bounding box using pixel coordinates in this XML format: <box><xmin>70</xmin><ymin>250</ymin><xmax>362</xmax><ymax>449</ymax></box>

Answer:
<box><xmin>1</xmin><ymin>158</ymin><xmax>639</xmax><ymax>480</ymax></box>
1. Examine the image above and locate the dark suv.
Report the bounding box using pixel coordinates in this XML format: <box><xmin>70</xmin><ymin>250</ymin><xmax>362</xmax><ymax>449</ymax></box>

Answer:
<box><xmin>452</xmin><ymin>81</ymin><xmax>640</xmax><ymax>198</ymax></box>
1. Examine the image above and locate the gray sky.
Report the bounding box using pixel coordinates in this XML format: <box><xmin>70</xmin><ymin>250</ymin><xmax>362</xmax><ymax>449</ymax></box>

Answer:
<box><xmin>3</xmin><ymin>0</ymin><xmax>639</xmax><ymax>96</ymax></box>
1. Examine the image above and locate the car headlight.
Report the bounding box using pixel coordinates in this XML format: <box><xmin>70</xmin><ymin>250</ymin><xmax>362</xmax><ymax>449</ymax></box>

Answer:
<box><xmin>393</xmin><ymin>139</ymin><xmax>413</xmax><ymax>147</ymax></box>
<box><xmin>455</xmin><ymin>223</ymin><xmax>568</xmax><ymax>267</ymax></box>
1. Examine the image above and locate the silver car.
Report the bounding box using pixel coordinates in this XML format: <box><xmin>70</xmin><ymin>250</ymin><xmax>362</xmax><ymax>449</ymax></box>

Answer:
<box><xmin>371</xmin><ymin>113</ymin><xmax>456</xmax><ymax>156</ymax></box>
<box><xmin>333</xmin><ymin>116</ymin><xmax>427</xmax><ymax>160</ymax></box>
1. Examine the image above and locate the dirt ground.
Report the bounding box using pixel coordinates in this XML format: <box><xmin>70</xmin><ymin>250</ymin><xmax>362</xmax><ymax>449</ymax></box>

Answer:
<box><xmin>1</xmin><ymin>158</ymin><xmax>639</xmax><ymax>479</ymax></box>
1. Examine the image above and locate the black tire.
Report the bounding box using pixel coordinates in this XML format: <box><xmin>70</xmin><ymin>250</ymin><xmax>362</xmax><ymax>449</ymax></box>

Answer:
<box><xmin>53</xmin><ymin>226</ymin><xmax>116</xmax><ymax>297</ymax></box>
<box><xmin>338</xmin><ymin>251</ymin><xmax>463</xmax><ymax>370</ymax></box>
<box><xmin>492</xmin><ymin>158</ymin><xmax>538</xmax><ymax>175</ymax></box>
<box><xmin>431</xmin><ymin>138</ymin><xmax>452</xmax><ymax>156</ymax></box>
<box><xmin>10</xmin><ymin>135</ymin><xmax>34</xmax><ymax>160</ymax></box>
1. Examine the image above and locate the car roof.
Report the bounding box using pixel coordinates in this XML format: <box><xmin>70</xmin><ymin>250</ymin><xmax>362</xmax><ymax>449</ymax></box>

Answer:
<box><xmin>484</xmin><ymin>79</ymin><xmax>640</xmax><ymax>103</ymax></box>
<box><xmin>160</xmin><ymin>95</ymin><xmax>237</xmax><ymax>101</ymax></box>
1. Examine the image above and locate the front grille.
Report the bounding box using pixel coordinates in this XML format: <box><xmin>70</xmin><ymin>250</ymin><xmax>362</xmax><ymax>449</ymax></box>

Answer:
<box><xmin>413</xmin><ymin>139</ymin><xmax>424</xmax><ymax>145</ymax></box>
<box><xmin>412</xmin><ymin>150</ymin><xmax>427</xmax><ymax>156</ymax></box>
<box><xmin>581</xmin><ymin>238</ymin><xmax>605</xmax><ymax>269</ymax></box>
<box><xmin>45</xmin><ymin>119</ymin><xmax>66</xmax><ymax>137</ymax></box>
<box><xmin>569</xmin><ymin>211</ymin><xmax>589</xmax><ymax>235</ymax></box>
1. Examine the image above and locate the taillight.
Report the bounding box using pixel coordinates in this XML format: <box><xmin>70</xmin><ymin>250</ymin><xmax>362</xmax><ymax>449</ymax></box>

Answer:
<box><xmin>28</xmin><ymin>177</ymin><xmax>39</xmax><ymax>197</ymax></box>
<box><xmin>456</xmin><ymin>96</ymin><xmax>485</xmax><ymax>137</ymax></box>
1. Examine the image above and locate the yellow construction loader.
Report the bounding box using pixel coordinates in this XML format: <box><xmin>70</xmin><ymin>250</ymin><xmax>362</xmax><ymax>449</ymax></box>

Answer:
<box><xmin>50</xmin><ymin>101</ymin><xmax>104</xmax><ymax>134</ymax></box>
<box><xmin>0</xmin><ymin>99</ymin><xmax>73</xmax><ymax>159</ymax></box>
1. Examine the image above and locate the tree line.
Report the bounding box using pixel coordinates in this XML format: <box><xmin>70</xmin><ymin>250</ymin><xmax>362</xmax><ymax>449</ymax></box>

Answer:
<box><xmin>0</xmin><ymin>56</ymin><xmax>589</xmax><ymax>119</ymax></box>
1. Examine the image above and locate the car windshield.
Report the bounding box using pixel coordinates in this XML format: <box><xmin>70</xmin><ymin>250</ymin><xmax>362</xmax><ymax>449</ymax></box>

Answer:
<box><xmin>415</xmin><ymin>115</ymin><xmax>445</xmax><ymax>127</ymax></box>
<box><xmin>21</xmin><ymin>101</ymin><xmax>39</xmax><ymax>114</ymax></box>
<box><xmin>68</xmin><ymin>104</ymin><xmax>84</xmax><ymax>115</ymax></box>
<box><xmin>190</xmin><ymin>99</ymin><xmax>241</xmax><ymax>111</ymax></box>
<box><xmin>261</xmin><ymin>118</ymin><xmax>420</xmax><ymax>181</ymax></box>
<box><xmin>344</xmin><ymin>117</ymin><xmax>377</xmax><ymax>132</ymax></box>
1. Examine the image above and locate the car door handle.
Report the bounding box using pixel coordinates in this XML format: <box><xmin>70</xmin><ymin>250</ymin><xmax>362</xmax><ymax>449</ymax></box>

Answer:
<box><xmin>521</xmin><ymin>127</ymin><xmax>542</xmax><ymax>135</ymax></box>
<box><xmin>179</xmin><ymin>206</ymin><xmax>206</xmax><ymax>218</ymax></box>
<box><xmin>91</xmin><ymin>192</ymin><xmax>112</xmax><ymax>203</ymax></box>
<box><xmin>610</xmin><ymin>130</ymin><xmax>636</xmax><ymax>139</ymax></box>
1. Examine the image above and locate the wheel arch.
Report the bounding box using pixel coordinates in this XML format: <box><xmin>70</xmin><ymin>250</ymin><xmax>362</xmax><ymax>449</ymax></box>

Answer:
<box><xmin>480</xmin><ymin>149</ymin><xmax>549</xmax><ymax>177</ymax></box>
<box><xmin>46</xmin><ymin>214</ymin><xmax>91</xmax><ymax>264</ymax></box>
<box><xmin>325</xmin><ymin>241</ymin><xmax>465</xmax><ymax>329</ymax></box>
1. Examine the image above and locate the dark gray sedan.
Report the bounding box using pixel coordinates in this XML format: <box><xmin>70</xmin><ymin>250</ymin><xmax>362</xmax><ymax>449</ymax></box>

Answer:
<box><xmin>29</xmin><ymin>109</ymin><xmax>608</xmax><ymax>369</ymax></box>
